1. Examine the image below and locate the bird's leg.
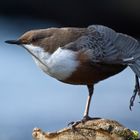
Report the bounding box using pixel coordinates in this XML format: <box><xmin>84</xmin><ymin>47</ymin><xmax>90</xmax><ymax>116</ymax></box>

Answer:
<box><xmin>129</xmin><ymin>75</ymin><xmax>140</xmax><ymax>110</ymax></box>
<box><xmin>83</xmin><ymin>84</ymin><xmax>94</xmax><ymax>120</ymax></box>
<box><xmin>69</xmin><ymin>85</ymin><xmax>97</xmax><ymax>128</ymax></box>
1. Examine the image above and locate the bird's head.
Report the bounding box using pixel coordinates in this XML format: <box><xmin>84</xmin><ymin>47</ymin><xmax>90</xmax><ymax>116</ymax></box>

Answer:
<box><xmin>5</xmin><ymin>28</ymin><xmax>65</xmax><ymax>55</ymax></box>
<box><xmin>5</xmin><ymin>28</ymin><xmax>56</xmax><ymax>47</ymax></box>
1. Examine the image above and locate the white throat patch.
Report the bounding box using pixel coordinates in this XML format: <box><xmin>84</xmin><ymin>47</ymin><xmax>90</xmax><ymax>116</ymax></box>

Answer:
<box><xmin>24</xmin><ymin>44</ymin><xmax>79</xmax><ymax>80</ymax></box>
<box><xmin>24</xmin><ymin>44</ymin><xmax>51</xmax><ymax>60</ymax></box>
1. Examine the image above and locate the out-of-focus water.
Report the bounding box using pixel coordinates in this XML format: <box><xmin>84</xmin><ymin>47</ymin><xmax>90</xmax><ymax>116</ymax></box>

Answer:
<box><xmin>0</xmin><ymin>16</ymin><xmax>140</xmax><ymax>140</ymax></box>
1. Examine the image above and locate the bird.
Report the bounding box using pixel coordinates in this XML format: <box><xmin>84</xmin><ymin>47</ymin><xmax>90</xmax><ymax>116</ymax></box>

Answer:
<box><xmin>5</xmin><ymin>25</ymin><xmax>140</xmax><ymax>124</ymax></box>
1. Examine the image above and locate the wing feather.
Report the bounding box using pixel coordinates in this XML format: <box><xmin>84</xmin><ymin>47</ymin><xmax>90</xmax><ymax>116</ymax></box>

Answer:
<box><xmin>63</xmin><ymin>25</ymin><xmax>139</xmax><ymax>64</ymax></box>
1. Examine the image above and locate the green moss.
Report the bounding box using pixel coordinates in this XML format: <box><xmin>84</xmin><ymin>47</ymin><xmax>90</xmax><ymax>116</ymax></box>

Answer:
<box><xmin>128</xmin><ymin>130</ymin><xmax>140</xmax><ymax>140</ymax></box>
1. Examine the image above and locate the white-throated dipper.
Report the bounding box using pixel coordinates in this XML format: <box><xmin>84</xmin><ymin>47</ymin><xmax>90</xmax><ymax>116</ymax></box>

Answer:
<box><xmin>5</xmin><ymin>25</ymin><xmax>140</xmax><ymax>124</ymax></box>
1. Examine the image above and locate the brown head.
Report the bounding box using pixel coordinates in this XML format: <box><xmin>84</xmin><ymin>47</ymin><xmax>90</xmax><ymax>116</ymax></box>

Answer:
<box><xmin>5</xmin><ymin>27</ymin><xmax>86</xmax><ymax>53</ymax></box>
<box><xmin>5</xmin><ymin>28</ymin><xmax>58</xmax><ymax>52</ymax></box>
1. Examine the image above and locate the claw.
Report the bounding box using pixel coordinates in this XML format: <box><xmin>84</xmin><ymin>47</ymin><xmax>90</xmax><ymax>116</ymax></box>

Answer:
<box><xmin>68</xmin><ymin>118</ymin><xmax>87</xmax><ymax>128</ymax></box>
<box><xmin>129</xmin><ymin>75</ymin><xmax>140</xmax><ymax>110</ymax></box>
<box><xmin>68</xmin><ymin>116</ymin><xmax>101</xmax><ymax>129</ymax></box>
<box><xmin>129</xmin><ymin>95</ymin><xmax>136</xmax><ymax>110</ymax></box>
<box><xmin>68</xmin><ymin>121</ymin><xmax>75</xmax><ymax>126</ymax></box>
<box><xmin>68</xmin><ymin>120</ymin><xmax>82</xmax><ymax>129</ymax></box>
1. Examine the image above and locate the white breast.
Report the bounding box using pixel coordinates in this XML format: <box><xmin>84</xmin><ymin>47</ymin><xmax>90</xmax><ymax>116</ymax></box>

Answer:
<box><xmin>24</xmin><ymin>45</ymin><xmax>79</xmax><ymax>80</ymax></box>
<box><xmin>47</xmin><ymin>47</ymin><xmax>79</xmax><ymax>80</ymax></box>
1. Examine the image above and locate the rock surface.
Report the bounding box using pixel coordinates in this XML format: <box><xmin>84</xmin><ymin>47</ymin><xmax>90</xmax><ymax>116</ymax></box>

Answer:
<box><xmin>32</xmin><ymin>119</ymin><xmax>134</xmax><ymax>140</ymax></box>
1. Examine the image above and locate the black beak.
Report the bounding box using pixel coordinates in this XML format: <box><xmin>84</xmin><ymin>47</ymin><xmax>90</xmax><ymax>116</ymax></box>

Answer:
<box><xmin>5</xmin><ymin>40</ymin><xmax>21</xmax><ymax>45</ymax></box>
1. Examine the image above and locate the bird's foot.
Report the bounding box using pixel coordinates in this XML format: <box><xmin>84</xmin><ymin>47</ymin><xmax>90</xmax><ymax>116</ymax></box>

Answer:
<box><xmin>129</xmin><ymin>76</ymin><xmax>140</xmax><ymax>110</ymax></box>
<box><xmin>68</xmin><ymin>116</ymin><xmax>101</xmax><ymax>128</ymax></box>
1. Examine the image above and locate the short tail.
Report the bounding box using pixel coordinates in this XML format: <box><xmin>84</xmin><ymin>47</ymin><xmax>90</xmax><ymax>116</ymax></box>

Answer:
<box><xmin>115</xmin><ymin>33</ymin><xmax>140</xmax><ymax>77</ymax></box>
<box><xmin>129</xmin><ymin>40</ymin><xmax>140</xmax><ymax>78</ymax></box>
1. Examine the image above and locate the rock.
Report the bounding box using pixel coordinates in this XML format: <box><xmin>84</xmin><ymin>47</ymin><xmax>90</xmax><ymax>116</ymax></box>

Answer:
<box><xmin>32</xmin><ymin>119</ymin><xmax>134</xmax><ymax>140</ymax></box>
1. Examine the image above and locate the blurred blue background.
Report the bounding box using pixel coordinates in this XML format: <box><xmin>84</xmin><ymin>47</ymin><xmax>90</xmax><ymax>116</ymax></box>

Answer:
<box><xmin>0</xmin><ymin>1</ymin><xmax>140</xmax><ymax>139</ymax></box>
<box><xmin>0</xmin><ymin>16</ymin><xmax>140</xmax><ymax>140</ymax></box>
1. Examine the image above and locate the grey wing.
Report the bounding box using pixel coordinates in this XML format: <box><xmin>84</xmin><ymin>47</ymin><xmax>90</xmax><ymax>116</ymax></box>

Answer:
<box><xmin>63</xmin><ymin>25</ymin><xmax>139</xmax><ymax>65</ymax></box>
